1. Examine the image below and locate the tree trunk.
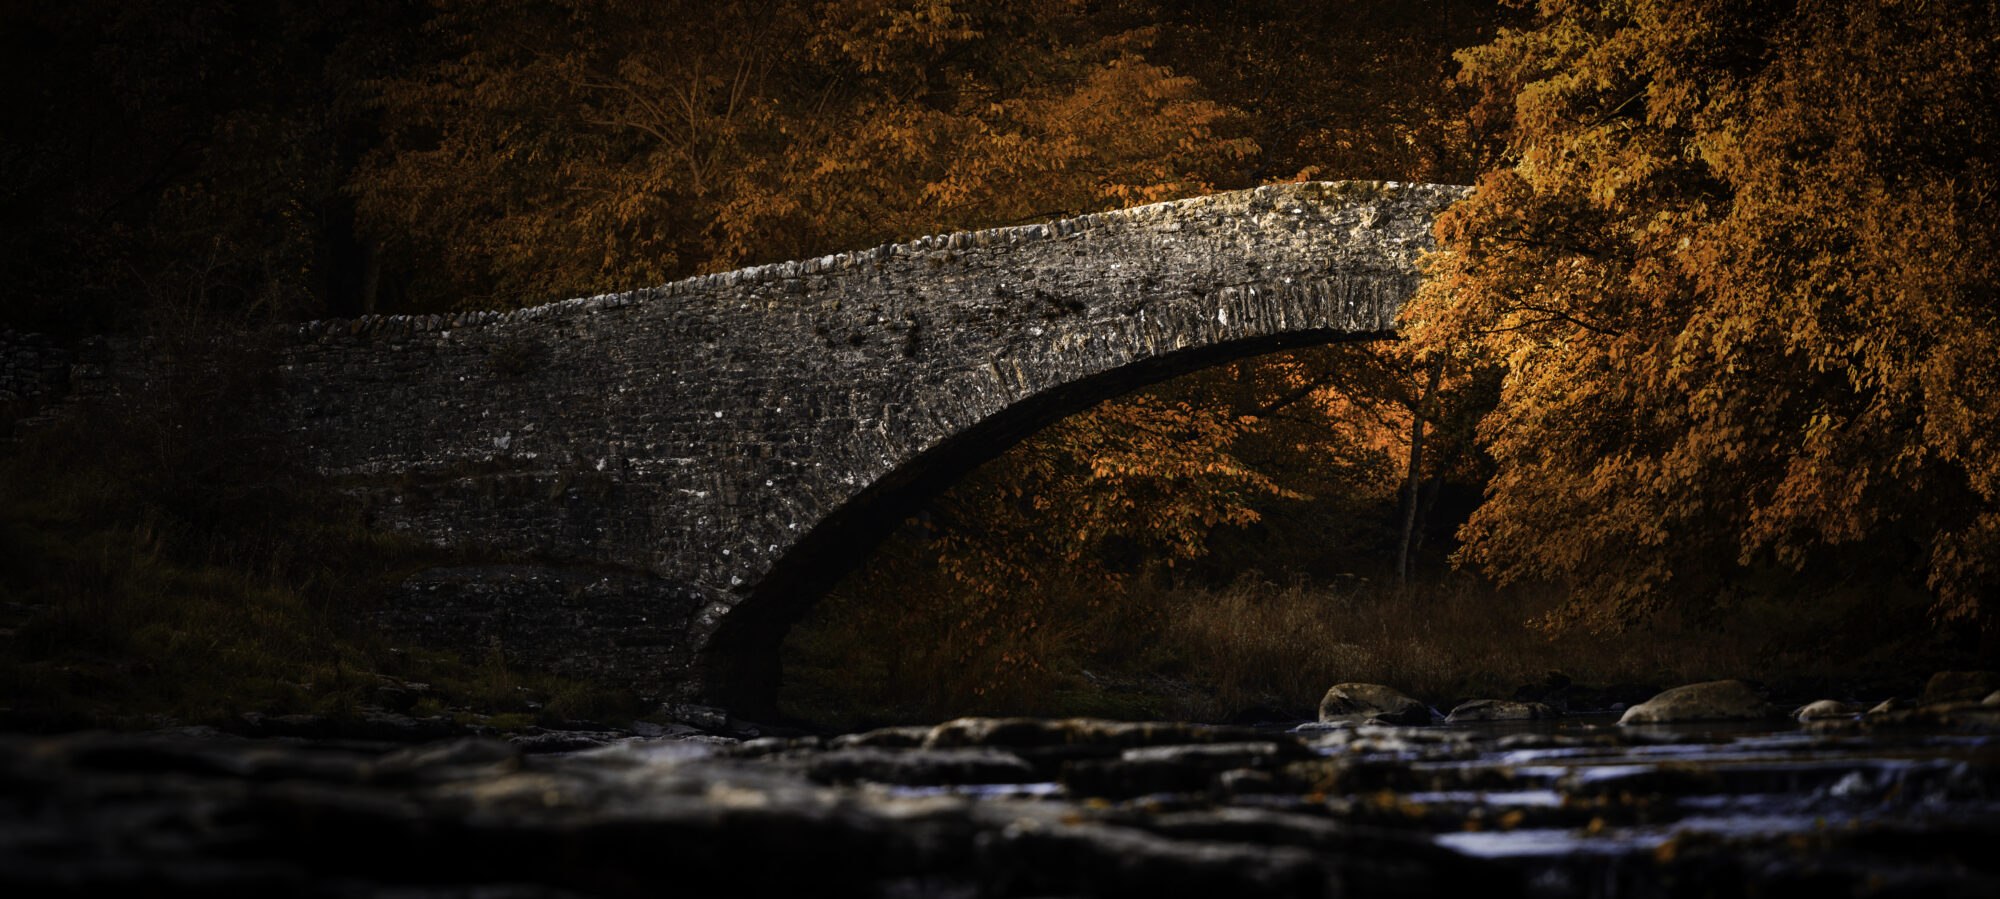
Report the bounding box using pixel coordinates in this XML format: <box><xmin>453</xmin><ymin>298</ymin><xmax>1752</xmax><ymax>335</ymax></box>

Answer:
<box><xmin>1412</xmin><ymin>476</ymin><xmax>1442</xmax><ymax>559</ymax></box>
<box><xmin>1398</xmin><ymin>358</ymin><xmax>1443</xmax><ymax>585</ymax></box>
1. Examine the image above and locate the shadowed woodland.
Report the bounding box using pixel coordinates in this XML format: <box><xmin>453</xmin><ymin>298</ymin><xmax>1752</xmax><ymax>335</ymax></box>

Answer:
<box><xmin>3</xmin><ymin>0</ymin><xmax>1997</xmax><ymax>729</ymax></box>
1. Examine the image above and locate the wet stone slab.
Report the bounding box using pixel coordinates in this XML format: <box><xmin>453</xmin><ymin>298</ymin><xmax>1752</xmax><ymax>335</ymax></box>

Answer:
<box><xmin>2</xmin><ymin>716</ymin><xmax>1997</xmax><ymax>898</ymax></box>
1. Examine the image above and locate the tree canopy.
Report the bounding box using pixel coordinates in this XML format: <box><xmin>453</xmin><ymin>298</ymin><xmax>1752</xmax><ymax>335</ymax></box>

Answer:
<box><xmin>1402</xmin><ymin>0</ymin><xmax>2000</xmax><ymax>631</ymax></box>
<box><xmin>353</xmin><ymin>0</ymin><xmax>1255</xmax><ymax>309</ymax></box>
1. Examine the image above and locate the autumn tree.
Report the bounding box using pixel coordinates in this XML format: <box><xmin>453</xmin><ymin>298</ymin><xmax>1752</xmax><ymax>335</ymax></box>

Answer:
<box><xmin>951</xmin><ymin>0</ymin><xmax>1522</xmax><ymax>591</ymax></box>
<box><xmin>1402</xmin><ymin>0</ymin><xmax>2000</xmax><ymax>642</ymax></box>
<box><xmin>352</xmin><ymin>0</ymin><xmax>1253</xmax><ymax>310</ymax></box>
<box><xmin>1139</xmin><ymin>0</ymin><xmax>1522</xmax><ymax>582</ymax></box>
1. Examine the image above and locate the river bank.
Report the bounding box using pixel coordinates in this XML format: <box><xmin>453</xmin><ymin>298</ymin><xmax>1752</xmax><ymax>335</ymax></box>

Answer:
<box><xmin>782</xmin><ymin>569</ymin><xmax>1978</xmax><ymax>728</ymax></box>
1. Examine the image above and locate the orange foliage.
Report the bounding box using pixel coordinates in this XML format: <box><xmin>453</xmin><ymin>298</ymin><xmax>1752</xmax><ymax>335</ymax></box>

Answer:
<box><xmin>1403</xmin><ymin>0</ymin><xmax>2000</xmax><ymax>628</ymax></box>
<box><xmin>924</xmin><ymin>343</ymin><xmax>1464</xmax><ymax>605</ymax></box>
<box><xmin>352</xmin><ymin>0</ymin><xmax>1251</xmax><ymax>308</ymax></box>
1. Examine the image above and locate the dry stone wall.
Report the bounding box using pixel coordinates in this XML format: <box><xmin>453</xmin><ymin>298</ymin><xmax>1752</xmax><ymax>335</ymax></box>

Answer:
<box><xmin>278</xmin><ymin>180</ymin><xmax>1469</xmax><ymax>711</ymax></box>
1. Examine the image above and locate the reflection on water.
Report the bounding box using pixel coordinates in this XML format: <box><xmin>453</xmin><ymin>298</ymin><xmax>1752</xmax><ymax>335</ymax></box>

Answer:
<box><xmin>1364</xmin><ymin>716</ymin><xmax>1999</xmax><ymax>894</ymax></box>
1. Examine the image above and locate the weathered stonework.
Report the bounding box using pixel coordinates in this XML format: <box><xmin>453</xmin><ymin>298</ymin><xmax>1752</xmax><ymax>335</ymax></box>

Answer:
<box><xmin>279</xmin><ymin>180</ymin><xmax>1469</xmax><ymax>713</ymax></box>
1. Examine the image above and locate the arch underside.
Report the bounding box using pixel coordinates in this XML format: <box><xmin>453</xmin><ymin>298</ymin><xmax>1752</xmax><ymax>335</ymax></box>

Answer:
<box><xmin>700</xmin><ymin>327</ymin><xmax>1395</xmax><ymax>716</ymax></box>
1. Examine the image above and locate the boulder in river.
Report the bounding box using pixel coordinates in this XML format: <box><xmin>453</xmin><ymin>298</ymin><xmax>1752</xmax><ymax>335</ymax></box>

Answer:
<box><xmin>1617</xmin><ymin>680</ymin><xmax>1776</xmax><ymax>725</ymax></box>
<box><xmin>921</xmin><ymin>717</ymin><xmax>1264</xmax><ymax>751</ymax></box>
<box><xmin>1318</xmin><ymin>683</ymin><xmax>1431</xmax><ymax>726</ymax></box>
<box><xmin>1921</xmin><ymin>670</ymin><xmax>2000</xmax><ymax>704</ymax></box>
<box><xmin>1444</xmin><ymin>699</ymin><xmax>1558</xmax><ymax>724</ymax></box>
<box><xmin>1868</xmin><ymin>697</ymin><xmax>1916</xmax><ymax>714</ymax></box>
<box><xmin>1792</xmin><ymin>700</ymin><xmax>1863</xmax><ymax>722</ymax></box>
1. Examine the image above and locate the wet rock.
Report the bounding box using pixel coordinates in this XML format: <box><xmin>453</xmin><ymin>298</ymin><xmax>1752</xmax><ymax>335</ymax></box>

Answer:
<box><xmin>830</xmin><ymin>725</ymin><xmax>931</xmax><ymax>749</ymax></box>
<box><xmin>1134</xmin><ymin>807</ymin><xmax>1514</xmax><ymax>897</ymax></box>
<box><xmin>1444</xmin><ymin>699</ymin><xmax>1557</xmax><ymax>723</ymax></box>
<box><xmin>1617</xmin><ymin>679</ymin><xmax>1777</xmax><ymax>724</ymax></box>
<box><xmin>800</xmin><ymin>747</ymin><xmax>1038</xmax><ymax>786</ymax></box>
<box><xmin>975</xmin><ymin>818</ymin><xmax>1330</xmax><ymax>898</ymax></box>
<box><xmin>6</xmin><ymin>714</ymin><xmax>1995</xmax><ymax>899</ymax></box>
<box><xmin>1923</xmin><ymin>671</ymin><xmax>2000</xmax><ymax>704</ymax></box>
<box><xmin>1302</xmin><ymin>724</ymin><xmax>1482</xmax><ymax>759</ymax></box>
<box><xmin>1300</xmin><ymin>752</ymin><xmax>1522</xmax><ymax>795</ymax></box>
<box><xmin>367</xmin><ymin>737</ymin><xmax>520</xmax><ymax>784</ymax></box>
<box><xmin>1495</xmin><ymin>731</ymin><xmax>1588</xmax><ymax>751</ymax></box>
<box><xmin>628</xmin><ymin>720</ymin><xmax>669</xmax><ymax>738</ymax></box>
<box><xmin>1870</xmin><ymin>697</ymin><xmax>1918</xmax><ymax>714</ymax></box>
<box><xmin>1061</xmin><ymin>742</ymin><xmax>1300</xmax><ymax>799</ymax></box>
<box><xmin>1216</xmin><ymin>768</ymin><xmax>1283</xmax><ymax>794</ymax></box>
<box><xmin>1318</xmin><ymin>684</ymin><xmax>1431</xmax><ymax>726</ymax></box>
<box><xmin>1656</xmin><ymin>832</ymin><xmax>2000</xmax><ymax>899</ymax></box>
<box><xmin>728</xmin><ymin>735</ymin><xmax>825</xmax><ymax>757</ymax></box>
<box><xmin>1987</xmin><ymin>690</ymin><xmax>2000</xmax><ymax>707</ymax></box>
<box><xmin>924</xmin><ymin>716</ymin><xmax>1077</xmax><ymax>749</ymax></box>
<box><xmin>1062</xmin><ymin>756</ymin><xmax>1224</xmax><ymax>799</ymax></box>
<box><xmin>1794</xmin><ymin>699</ymin><xmax>1865</xmax><ymax>722</ymax></box>
<box><xmin>0</xmin><ymin>729</ymin><xmax>1349</xmax><ymax>898</ymax></box>
<box><xmin>1558</xmin><ymin>763</ymin><xmax>1724</xmax><ymax>798</ymax></box>
<box><xmin>508</xmin><ymin>730</ymin><xmax>636</xmax><ymax>753</ymax></box>
<box><xmin>1288</xmin><ymin>721</ymin><xmax>1351</xmax><ymax>735</ymax></box>
<box><xmin>1863</xmin><ymin>702</ymin><xmax>2000</xmax><ymax>732</ymax></box>
<box><xmin>923</xmin><ymin>717</ymin><xmax>1267</xmax><ymax>753</ymax></box>
<box><xmin>1803</xmin><ymin>715</ymin><xmax>1870</xmax><ymax>735</ymax></box>
<box><xmin>659</xmin><ymin>702</ymin><xmax>731</xmax><ymax>731</ymax></box>
<box><xmin>1122</xmin><ymin>741</ymin><xmax>1304</xmax><ymax>766</ymax></box>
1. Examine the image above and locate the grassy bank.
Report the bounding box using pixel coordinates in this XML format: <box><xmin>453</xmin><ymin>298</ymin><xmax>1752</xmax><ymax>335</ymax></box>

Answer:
<box><xmin>781</xmin><ymin>569</ymin><xmax>1965</xmax><ymax>729</ymax></box>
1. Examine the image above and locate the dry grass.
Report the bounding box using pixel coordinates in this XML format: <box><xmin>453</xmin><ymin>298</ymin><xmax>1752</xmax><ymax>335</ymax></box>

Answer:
<box><xmin>1146</xmin><ymin>573</ymin><xmax>1757</xmax><ymax>718</ymax></box>
<box><xmin>782</xmin><ymin>566</ymin><xmax>1958</xmax><ymax>728</ymax></box>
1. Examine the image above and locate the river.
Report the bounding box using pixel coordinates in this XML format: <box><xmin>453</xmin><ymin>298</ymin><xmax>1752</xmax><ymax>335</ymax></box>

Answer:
<box><xmin>2</xmin><ymin>710</ymin><xmax>1996</xmax><ymax>897</ymax></box>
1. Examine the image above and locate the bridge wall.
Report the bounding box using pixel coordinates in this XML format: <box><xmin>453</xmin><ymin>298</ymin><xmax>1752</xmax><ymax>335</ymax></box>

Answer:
<box><xmin>278</xmin><ymin>181</ymin><xmax>1467</xmax><ymax>711</ymax></box>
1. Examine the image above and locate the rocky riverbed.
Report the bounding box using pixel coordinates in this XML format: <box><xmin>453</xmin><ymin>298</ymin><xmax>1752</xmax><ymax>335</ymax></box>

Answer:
<box><xmin>5</xmin><ymin>697</ymin><xmax>1999</xmax><ymax>899</ymax></box>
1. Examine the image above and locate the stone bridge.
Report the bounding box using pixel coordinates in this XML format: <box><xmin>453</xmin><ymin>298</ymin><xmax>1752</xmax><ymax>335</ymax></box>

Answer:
<box><xmin>279</xmin><ymin>180</ymin><xmax>1468</xmax><ymax>717</ymax></box>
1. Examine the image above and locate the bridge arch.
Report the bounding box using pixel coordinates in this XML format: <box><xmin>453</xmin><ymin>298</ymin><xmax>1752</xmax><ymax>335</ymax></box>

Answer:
<box><xmin>277</xmin><ymin>181</ymin><xmax>1468</xmax><ymax>715</ymax></box>
<box><xmin>706</xmin><ymin>326</ymin><xmax>1401</xmax><ymax>712</ymax></box>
